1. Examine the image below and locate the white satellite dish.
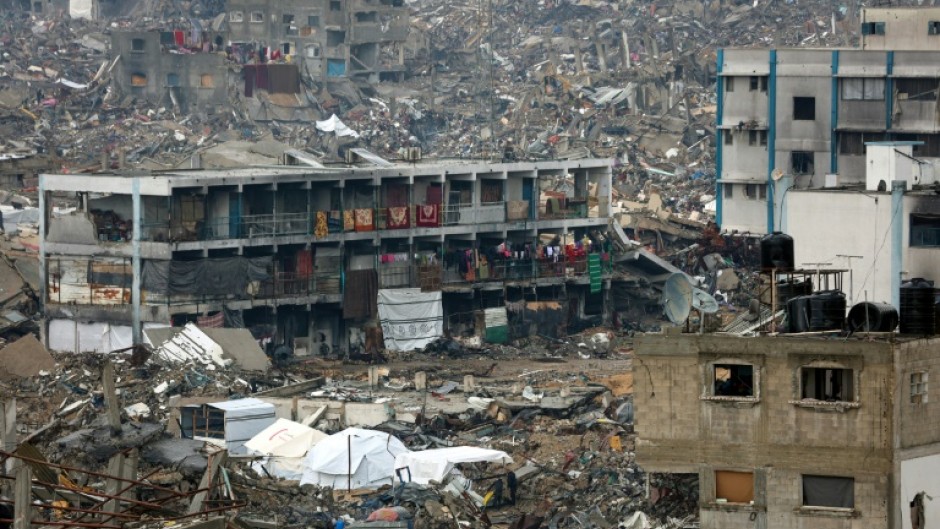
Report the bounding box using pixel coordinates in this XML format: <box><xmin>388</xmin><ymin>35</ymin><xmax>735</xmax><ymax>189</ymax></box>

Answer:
<box><xmin>691</xmin><ymin>287</ymin><xmax>720</xmax><ymax>314</ymax></box>
<box><xmin>662</xmin><ymin>273</ymin><xmax>693</xmax><ymax>325</ymax></box>
<box><xmin>771</xmin><ymin>168</ymin><xmax>785</xmax><ymax>181</ymax></box>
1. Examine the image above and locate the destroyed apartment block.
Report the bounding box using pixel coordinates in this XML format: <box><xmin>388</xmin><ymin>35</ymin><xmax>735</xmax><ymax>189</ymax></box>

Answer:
<box><xmin>39</xmin><ymin>159</ymin><xmax>615</xmax><ymax>355</ymax></box>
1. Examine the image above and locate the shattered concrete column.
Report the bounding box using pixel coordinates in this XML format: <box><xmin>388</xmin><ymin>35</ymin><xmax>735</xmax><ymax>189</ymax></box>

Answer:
<box><xmin>122</xmin><ymin>449</ymin><xmax>138</xmax><ymax>506</ymax></box>
<box><xmin>414</xmin><ymin>371</ymin><xmax>427</xmax><ymax>391</ymax></box>
<box><xmin>463</xmin><ymin>375</ymin><xmax>476</xmax><ymax>392</ymax></box>
<box><xmin>13</xmin><ymin>461</ymin><xmax>30</xmax><ymax>529</ymax></box>
<box><xmin>620</xmin><ymin>31</ymin><xmax>631</xmax><ymax>69</ymax></box>
<box><xmin>592</xmin><ymin>24</ymin><xmax>607</xmax><ymax>72</ymax></box>
<box><xmin>132</xmin><ymin>177</ymin><xmax>141</xmax><ymax>344</ymax></box>
<box><xmin>574</xmin><ymin>44</ymin><xmax>584</xmax><ymax>75</ymax></box>
<box><xmin>103</xmin><ymin>453</ymin><xmax>125</xmax><ymax>514</ymax></box>
<box><xmin>0</xmin><ymin>400</ymin><xmax>15</xmax><ymax>496</ymax></box>
<box><xmin>102</xmin><ymin>361</ymin><xmax>121</xmax><ymax>435</ymax></box>
<box><xmin>368</xmin><ymin>366</ymin><xmax>380</xmax><ymax>389</ymax></box>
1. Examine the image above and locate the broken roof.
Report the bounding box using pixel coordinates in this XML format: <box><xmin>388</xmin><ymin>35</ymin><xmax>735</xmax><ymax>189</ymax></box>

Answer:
<box><xmin>144</xmin><ymin>324</ymin><xmax>269</xmax><ymax>371</ymax></box>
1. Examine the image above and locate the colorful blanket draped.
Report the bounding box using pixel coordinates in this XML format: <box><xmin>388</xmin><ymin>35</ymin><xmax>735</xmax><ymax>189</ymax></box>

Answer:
<box><xmin>417</xmin><ymin>204</ymin><xmax>439</xmax><ymax>227</ymax></box>
<box><xmin>387</xmin><ymin>206</ymin><xmax>410</xmax><ymax>229</ymax></box>
<box><xmin>355</xmin><ymin>208</ymin><xmax>374</xmax><ymax>231</ymax></box>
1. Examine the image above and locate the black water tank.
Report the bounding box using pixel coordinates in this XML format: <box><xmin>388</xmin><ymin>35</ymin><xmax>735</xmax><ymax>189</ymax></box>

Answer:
<box><xmin>809</xmin><ymin>290</ymin><xmax>846</xmax><ymax>331</ymax></box>
<box><xmin>760</xmin><ymin>232</ymin><xmax>795</xmax><ymax>272</ymax></box>
<box><xmin>777</xmin><ymin>278</ymin><xmax>813</xmax><ymax>306</ymax></box>
<box><xmin>787</xmin><ymin>295</ymin><xmax>812</xmax><ymax>333</ymax></box>
<box><xmin>847</xmin><ymin>302</ymin><xmax>899</xmax><ymax>332</ymax></box>
<box><xmin>900</xmin><ymin>279</ymin><xmax>937</xmax><ymax>335</ymax></box>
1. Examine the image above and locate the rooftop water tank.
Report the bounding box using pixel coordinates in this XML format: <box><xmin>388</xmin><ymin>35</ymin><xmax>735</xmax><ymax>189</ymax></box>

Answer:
<box><xmin>760</xmin><ymin>232</ymin><xmax>794</xmax><ymax>272</ymax></box>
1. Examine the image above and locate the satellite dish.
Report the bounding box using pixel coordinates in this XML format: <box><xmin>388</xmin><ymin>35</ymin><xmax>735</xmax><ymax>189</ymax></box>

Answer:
<box><xmin>771</xmin><ymin>168</ymin><xmax>785</xmax><ymax>181</ymax></box>
<box><xmin>691</xmin><ymin>287</ymin><xmax>720</xmax><ymax>314</ymax></box>
<box><xmin>662</xmin><ymin>273</ymin><xmax>693</xmax><ymax>324</ymax></box>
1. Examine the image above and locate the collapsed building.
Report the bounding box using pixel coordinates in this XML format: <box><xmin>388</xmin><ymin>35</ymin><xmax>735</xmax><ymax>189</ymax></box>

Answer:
<box><xmin>38</xmin><ymin>158</ymin><xmax>614</xmax><ymax>354</ymax></box>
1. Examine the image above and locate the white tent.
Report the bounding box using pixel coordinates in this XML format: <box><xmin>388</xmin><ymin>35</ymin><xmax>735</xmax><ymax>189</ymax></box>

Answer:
<box><xmin>394</xmin><ymin>447</ymin><xmax>513</xmax><ymax>485</ymax></box>
<box><xmin>299</xmin><ymin>428</ymin><xmax>410</xmax><ymax>490</ymax></box>
<box><xmin>244</xmin><ymin>418</ymin><xmax>329</xmax><ymax>481</ymax></box>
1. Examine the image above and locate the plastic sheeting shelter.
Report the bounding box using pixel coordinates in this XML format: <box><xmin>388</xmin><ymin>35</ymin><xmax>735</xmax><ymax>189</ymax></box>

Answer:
<box><xmin>299</xmin><ymin>428</ymin><xmax>409</xmax><ymax>490</ymax></box>
<box><xmin>394</xmin><ymin>447</ymin><xmax>512</xmax><ymax>485</ymax></box>
<box><xmin>181</xmin><ymin>398</ymin><xmax>276</xmax><ymax>456</ymax></box>
<box><xmin>377</xmin><ymin>289</ymin><xmax>443</xmax><ymax>351</ymax></box>
<box><xmin>245</xmin><ymin>418</ymin><xmax>329</xmax><ymax>481</ymax></box>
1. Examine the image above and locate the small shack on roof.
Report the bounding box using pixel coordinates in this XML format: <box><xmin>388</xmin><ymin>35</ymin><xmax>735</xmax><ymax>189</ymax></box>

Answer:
<box><xmin>180</xmin><ymin>398</ymin><xmax>276</xmax><ymax>455</ymax></box>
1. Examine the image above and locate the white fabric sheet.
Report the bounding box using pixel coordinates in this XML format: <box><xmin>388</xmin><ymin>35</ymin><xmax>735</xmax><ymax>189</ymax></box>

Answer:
<box><xmin>394</xmin><ymin>447</ymin><xmax>513</xmax><ymax>485</ymax></box>
<box><xmin>377</xmin><ymin>288</ymin><xmax>443</xmax><ymax>351</ymax></box>
<box><xmin>316</xmin><ymin>114</ymin><xmax>360</xmax><ymax>138</ymax></box>
<box><xmin>246</xmin><ymin>418</ymin><xmax>328</xmax><ymax>480</ymax></box>
<box><xmin>299</xmin><ymin>428</ymin><xmax>409</xmax><ymax>489</ymax></box>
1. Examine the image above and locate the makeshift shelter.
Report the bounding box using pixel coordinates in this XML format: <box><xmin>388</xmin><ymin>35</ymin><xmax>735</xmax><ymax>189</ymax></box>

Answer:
<box><xmin>180</xmin><ymin>398</ymin><xmax>276</xmax><ymax>455</ymax></box>
<box><xmin>244</xmin><ymin>418</ymin><xmax>329</xmax><ymax>480</ymax></box>
<box><xmin>394</xmin><ymin>447</ymin><xmax>513</xmax><ymax>485</ymax></box>
<box><xmin>299</xmin><ymin>428</ymin><xmax>410</xmax><ymax>489</ymax></box>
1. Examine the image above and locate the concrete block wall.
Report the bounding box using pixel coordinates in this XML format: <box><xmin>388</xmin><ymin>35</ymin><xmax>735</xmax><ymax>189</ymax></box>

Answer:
<box><xmin>634</xmin><ymin>333</ymin><xmax>898</xmax><ymax>529</ymax></box>
<box><xmin>897</xmin><ymin>339</ymin><xmax>940</xmax><ymax>448</ymax></box>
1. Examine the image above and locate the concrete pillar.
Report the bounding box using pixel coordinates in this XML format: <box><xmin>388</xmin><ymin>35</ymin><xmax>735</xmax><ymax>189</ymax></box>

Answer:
<box><xmin>463</xmin><ymin>375</ymin><xmax>476</xmax><ymax>392</ymax></box>
<box><xmin>368</xmin><ymin>366</ymin><xmax>380</xmax><ymax>388</ymax></box>
<box><xmin>414</xmin><ymin>371</ymin><xmax>427</xmax><ymax>391</ymax></box>
<box><xmin>13</xmin><ymin>462</ymin><xmax>30</xmax><ymax>529</ymax></box>
<box><xmin>0</xmin><ymin>399</ymin><xmax>15</xmax><ymax>496</ymax></box>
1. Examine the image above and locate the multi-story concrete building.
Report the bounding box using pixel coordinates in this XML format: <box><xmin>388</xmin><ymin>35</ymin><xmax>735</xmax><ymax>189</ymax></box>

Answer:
<box><xmin>717</xmin><ymin>7</ymin><xmax>940</xmax><ymax>235</ymax></box>
<box><xmin>38</xmin><ymin>159</ymin><xmax>612</xmax><ymax>354</ymax></box>
<box><xmin>111</xmin><ymin>31</ymin><xmax>228</xmax><ymax>112</ymax></box>
<box><xmin>634</xmin><ymin>331</ymin><xmax>940</xmax><ymax>529</ymax></box>
<box><xmin>226</xmin><ymin>0</ymin><xmax>409</xmax><ymax>82</ymax></box>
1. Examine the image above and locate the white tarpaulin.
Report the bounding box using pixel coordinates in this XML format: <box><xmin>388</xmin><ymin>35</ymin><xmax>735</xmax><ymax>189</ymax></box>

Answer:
<box><xmin>394</xmin><ymin>447</ymin><xmax>513</xmax><ymax>485</ymax></box>
<box><xmin>299</xmin><ymin>428</ymin><xmax>409</xmax><ymax>489</ymax></box>
<box><xmin>70</xmin><ymin>0</ymin><xmax>94</xmax><ymax>19</ymax></box>
<box><xmin>377</xmin><ymin>288</ymin><xmax>443</xmax><ymax>351</ymax></box>
<box><xmin>315</xmin><ymin>114</ymin><xmax>360</xmax><ymax>138</ymax></box>
<box><xmin>245</xmin><ymin>418</ymin><xmax>329</xmax><ymax>481</ymax></box>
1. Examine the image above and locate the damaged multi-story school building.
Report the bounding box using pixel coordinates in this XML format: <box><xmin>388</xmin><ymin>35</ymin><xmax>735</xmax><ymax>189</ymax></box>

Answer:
<box><xmin>38</xmin><ymin>158</ymin><xmax>614</xmax><ymax>354</ymax></box>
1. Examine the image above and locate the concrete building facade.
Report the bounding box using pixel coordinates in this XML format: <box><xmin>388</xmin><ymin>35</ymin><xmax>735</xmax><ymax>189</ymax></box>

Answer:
<box><xmin>111</xmin><ymin>31</ymin><xmax>228</xmax><ymax>112</ymax></box>
<box><xmin>226</xmin><ymin>0</ymin><xmax>409</xmax><ymax>82</ymax></box>
<box><xmin>634</xmin><ymin>332</ymin><xmax>940</xmax><ymax>529</ymax></box>
<box><xmin>38</xmin><ymin>159</ymin><xmax>613</xmax><ymax>354</ymax></box>
<box><xmin>716</xmin><ymin>7</ymin><xmax>940</xmax><ymax>235</ymax></box>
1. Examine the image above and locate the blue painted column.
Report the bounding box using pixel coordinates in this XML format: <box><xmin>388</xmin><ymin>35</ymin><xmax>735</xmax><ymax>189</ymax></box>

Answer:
<box><xmin>766</xmin><ymin>50</ymin><xmax>778</xmax><ymax>233</ymax></box>
<box><xmin>831</xmin><ymin>50</ymin><xmax>839</xmax><ymax>174</ymax></box>
<box><xmin>891</xmin><ymin>180</ymin><xmax>905</xmax><ymax>310</ymax></box>
<box><xmin>716</xmin><ymin>49</ymin><xmax>724</xmax><ymax>227</ymax></box>
<box><xmin>132</xmin><ymin>177</ymin><xmax>142</xmax><ymax>344</ymax></box>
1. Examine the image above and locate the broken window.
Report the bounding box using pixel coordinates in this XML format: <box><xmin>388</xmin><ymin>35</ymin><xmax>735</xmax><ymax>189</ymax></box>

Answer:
<box><xmin>759</xmin><ymin>130</ymin><xmax>767</xmax><ymax>146</ymax></box>
<box><xmin>723</xmin><ymin>183</ymin><xmax>733</xmax><ymax>199</ymax></box>
<box><xmin>748</xmin><ymin>130</ymin><xmax>757</xmax><ymax>146</ymax></box>
<box><xmin>894</xmin><ymin>133</ymin><xmax>940</xmax><ymax>156</ymax></box>
<box><xmin>305</xmin><ymin>44</ymin><xmax>321</xmax><ymax>58</ymax></box>
<box><xmin>356</xmin><ymin>11</ymin><xmax>378</xmax><ymax>22</ymax></box>
<box><xmin>760</xmin><ymin>76</ymin><xmax>768</xmax><ymax>92</ymax></box>
<box><xmin>911</xmin><ymin>371</ymin><xmax>929</xmax><ymax>403</ymax></box>
<box><xmin>131</xmin><ymin>72</ymin><xmax>147</xmax><ymax>87</ymax></box>
<box><xmin>749</xmin><ymin>76</ymin><xmax>759</xmax><ymax>91</ymax></box>
<box><xmin>793</xmin><ymin>96</ymin><xmax>816</xmax><ymax>120</ymax></box>
<box><xmin>715</xmin><ymin>471</ymin><xmax>754</xmax><ymax>504</ymax></box>
<box><xmin>842</xmin><ymin>78</ymin><xmax>885</xmax><ymax>100</ymax></box>
<box><xmin>791</xmin><ymin>151</ymin><xmax>814</xmax><ymax>175</ymax></box>
<box><xmin>723</xmin><ymin>130</ymin><xmax>732</xmax><ymax>145</ymax></box>
<box><xmin>327</xmin><ymin>30</ymin><xmax>346</xmax><ymax>47</ymax></box>
<box><xmin>713</xmin><ymin>364</ymin><xmax>754</xmax><ymax>397</ymax></box>
<box><xmin>283</xmin><ymin>14</ymin><xmax>298</xmax><ymax>35</ymax></box>
<box><xmin>725</xmin><ymin>76</ymin><xmax>734</xmax><ymax>92</ymax></box>
<box><xmin>230</xmin><ymin>11</ymin><xmax>244</xmax><ymax>22</ymax></box>
<box><xmin>744</xmin><ymin>184</ymin><xmax>759</xmax><ymax>200</ymax></box>
<box><xmin>911</xmin><ymin>215</ymin><xmax>940</xmax><ymax>247</ymax></box>
<box><xmin>801</xmin><ymin>367</ymin><xmax>854</xmax><ymax>402</ymax></box>
<box><xmin>930</xmin><ymin>21</ymin><xmax>940</xmax><ymax>35</ymax></box>
<box><xmin>839</xmin><ymin>132</ymin><xmax>886</xmax><ymax>155</ymax></box>
<box><xmin>895</xmin><ymin>78</ymin><xmax>940</xmax><ymax>101</ymax></box>
<box><xmin>802</xmin><ymin>475</ymin><xmax>854</xmax><ymax>509</ymax></box>
<box><xmin>250</xmin><ymin>11</ymin><xmax>264</xmax><ymax>23</ymax></box>
<box><xmin>861</xmin><ymin>22</ymin><xmax>885</xmax><ymax>35</ymax></box>
<box><xmin>200</xmin><ymin>74</ymin><xmax>214</xmax><ymax>88</ymax></box>
<box><xmin>330</xmin><ymin>0</ymin><xmax>342</xmax><ymax>11</ymax></box>
<box><xmin>166</xmin><ymin>73</ymin><xmax>179</xmax><ymax>87</ymax></box>
<box><xmin>308</xmin><ymin>15</ymin><xmax>320</xmax><ymax>27</ymax></box>
<box><xmin>131</xmin><ymin>38</ymin><xmax>145</xmax><ymax>52</ymax></box>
